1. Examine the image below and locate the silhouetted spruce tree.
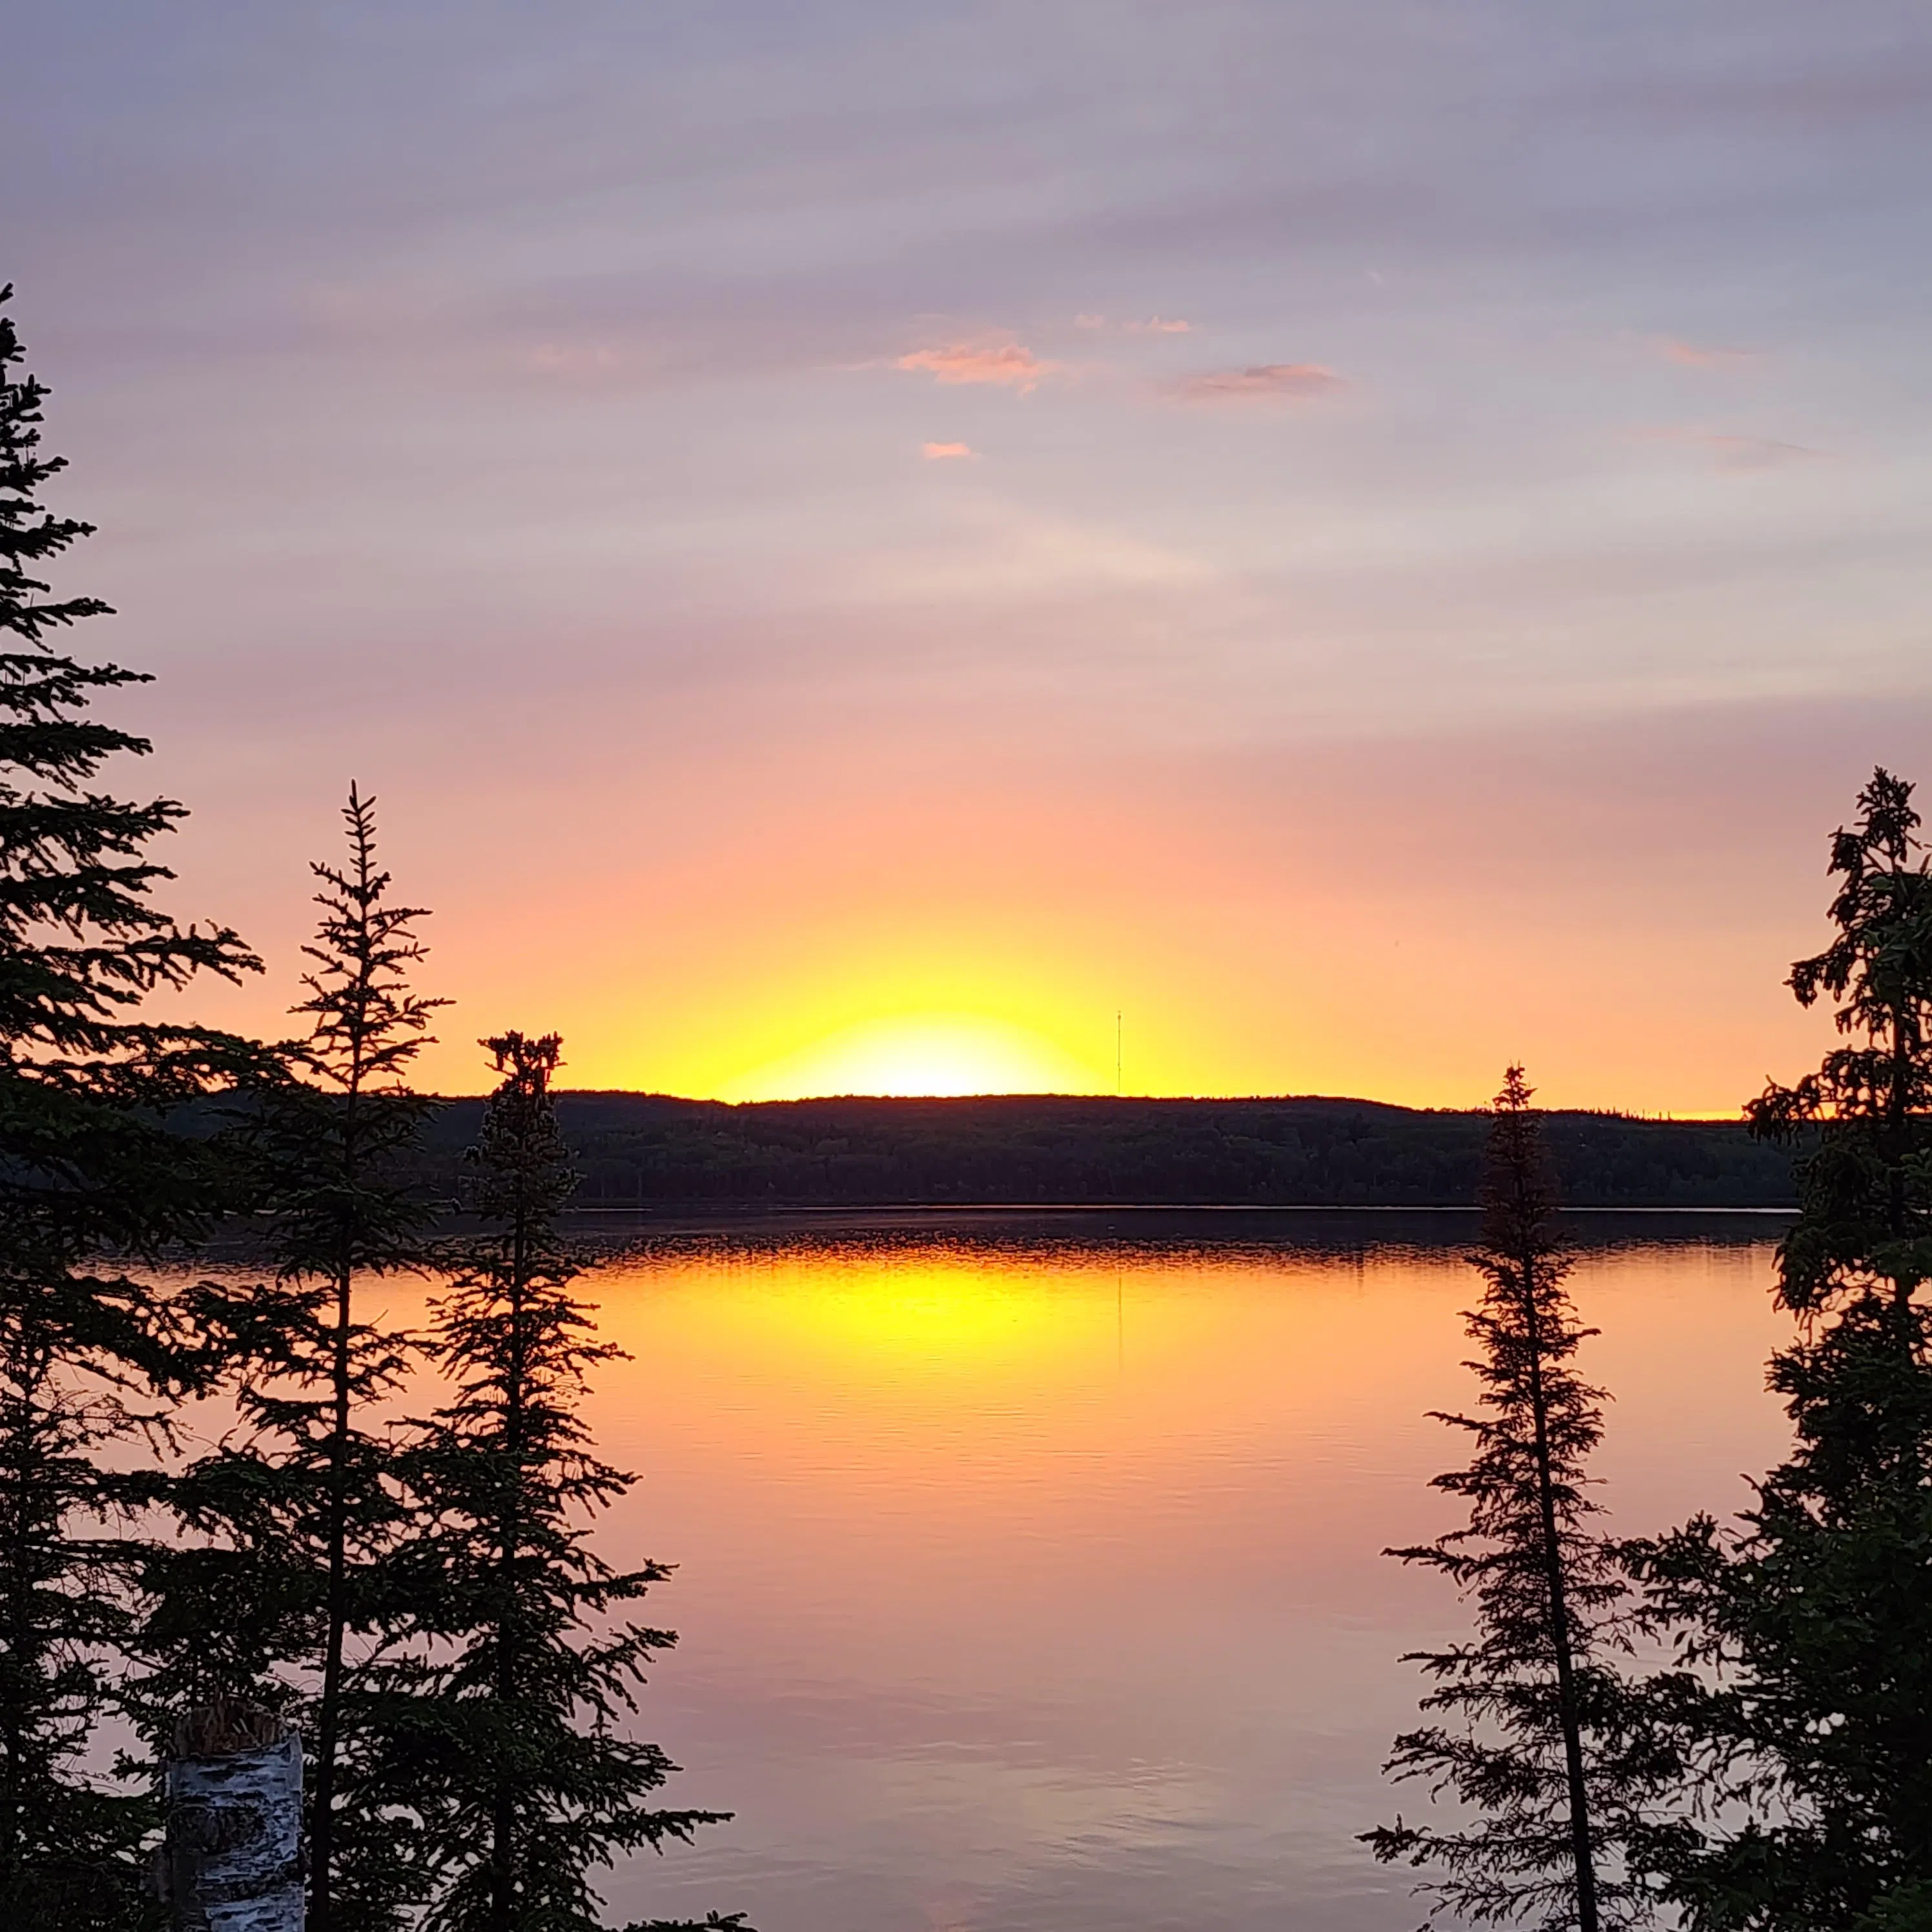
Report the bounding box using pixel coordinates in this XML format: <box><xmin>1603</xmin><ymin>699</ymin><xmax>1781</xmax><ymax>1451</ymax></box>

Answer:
<box><xmin>0</xmin><ymin>285</ymin><xmax>263</xmax><ymax>1926</ymax></box>
<box><xmin>1630</xmin><ymin>768</ymin><xmax>1932</xmax><ymax>1932</ymax></box>
<box><xmin>400</xmin><ymin>1031</ymin><xmax>742</xmax><ymax>1932</ymax></box>
<box><xmin>1366</xmin><ymin>1068</ymin><xmax>1671</xmax><ymax>1931</ymax></box>
<box><xmin>139</xmin><ymin>787</ymin><xmax>444</xmax><ymax>1931</ymax></box>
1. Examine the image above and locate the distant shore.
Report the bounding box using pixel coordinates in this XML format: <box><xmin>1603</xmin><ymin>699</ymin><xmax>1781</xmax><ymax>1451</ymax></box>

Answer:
<box><xmin>410</xmin><ymin>1093</ymin><xmax>1799</xmax><ymax>1212</ymax></box>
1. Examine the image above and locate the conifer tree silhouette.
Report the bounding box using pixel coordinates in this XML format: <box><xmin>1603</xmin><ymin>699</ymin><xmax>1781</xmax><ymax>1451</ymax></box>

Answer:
<box><xmin>0</xmin><ymin>285</ymin><xmax>262</xmax><ymax>1927</ymax></box>
<box><xmin>400</xmin><ymin>1031</ymin><xmax>743</xmax><ymax>1932</ymax></box>
<box><xmin>140</xmin><ymin>787</ymin><xmax>444</xmax><ymax>1931</ymax></box>
<box><xmin>1632</xmin><ymin>768</ymin><xmax>1932</xmax><ymax>1932</ymax></box>
<box><xmin>1366</xmin><ymin>1068</ymin><xmax>1671</xmax><ymax>1931</ymax></box>
<box><xmin>281</xmin><ymin>785</ymin><xmax>446</xmax><ymax>1931</ymax></box>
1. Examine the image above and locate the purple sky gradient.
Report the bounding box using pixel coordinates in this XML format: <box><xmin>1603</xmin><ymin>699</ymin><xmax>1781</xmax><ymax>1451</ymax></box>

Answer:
<box><xmin>8</xmin><ymin>1</ymin><xmax>1931</xmax><ymax>1102</ymax></box>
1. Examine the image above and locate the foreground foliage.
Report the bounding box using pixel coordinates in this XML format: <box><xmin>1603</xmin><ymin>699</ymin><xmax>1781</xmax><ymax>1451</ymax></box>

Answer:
<box><xmin>401</xmin><ymin>1031</ymin><xmax>735</xmax><ymax>1931</ymax></box>
<box><xmin>1632</xmin><ymin>768</ymin><xmax>1932</xmax><ymax>1931</ymax></box>
<box><xmin>1368</xmin><ymin>1069</ymin><xmax>1672</xmax><ymax>1931</ymax></box>
<box><xmin>141</xmin><ymin>788</ymin><xmax>446</xmax><ymax>1931</ymax></box>
<box><xmin>0</xmin><ymin>274</ymin><xmax>741</xmax><ymax>1930</ymax></box>
<box><xmin>0</xmin><ymin>285</ymin><xmax>261</xmax><ymax>1926</ymax></box>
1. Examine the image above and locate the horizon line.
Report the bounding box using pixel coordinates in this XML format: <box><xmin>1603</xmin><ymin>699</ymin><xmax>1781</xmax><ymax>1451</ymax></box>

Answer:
<box><xmin>425</xmin><ymin>1087</ymin><xmax>1750</xmax><ymax>1122</ymax></box>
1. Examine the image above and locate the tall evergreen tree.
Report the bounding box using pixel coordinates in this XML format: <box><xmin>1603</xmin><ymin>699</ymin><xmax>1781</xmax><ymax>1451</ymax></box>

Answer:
<box><xmin>1366</xmin><ymin>1068</ymin><xmax>1671</xmax><ymax>1931</ymax></box>
<box><xmin>139</xmin><ymin>786</ymin><xmax>444</xmax><ymax>1930</ymax></box>
<box><xmin>1631</xmin><ymin>768</ymin><xmax>1932</xmax><ymax>1932</ymax></box>
<box><xmin>401</xmin><ymin>1031</ymin><xmax>741</xmax><ymax>1932</ymax></box>
<box><xmin>0</xmin><ymin>285</ymin><xmax>263</xmax><ymax>1925</ymax></box>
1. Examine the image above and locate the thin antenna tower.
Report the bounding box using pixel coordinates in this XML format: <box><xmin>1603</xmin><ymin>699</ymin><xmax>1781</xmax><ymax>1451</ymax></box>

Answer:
<box><xmin>1115</xmin><ymin>1010</ymin><xmax>1122</xmax><ymax>1096</ymax></box>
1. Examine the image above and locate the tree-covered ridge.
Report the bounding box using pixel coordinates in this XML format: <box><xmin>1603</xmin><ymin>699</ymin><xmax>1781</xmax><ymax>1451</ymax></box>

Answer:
<box><xmin>410</xmin><ymin>1092</ymin><xmax>1797</xmax><ymax>1210</ymax></box>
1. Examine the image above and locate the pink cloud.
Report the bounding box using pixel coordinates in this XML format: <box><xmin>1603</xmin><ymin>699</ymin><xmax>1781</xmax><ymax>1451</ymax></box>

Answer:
<box><xmin>1655</xmin><ymin>338</ymin><xmax>1760</xmax><ymax>367</ymax></box>
<box><xmin>921</xmin><ymin>441</ymin><xmax>976</xmax><ymax>460</ymax></box>
<box><xmin>1170</xmin><ymin>362</ymin><xmax>1343</xmax><ymax>401</ymax></box>
<box><xmin>895</xmin><ymin>339</ymin><xmax>1055</xmax><ymax>391</ymax></box>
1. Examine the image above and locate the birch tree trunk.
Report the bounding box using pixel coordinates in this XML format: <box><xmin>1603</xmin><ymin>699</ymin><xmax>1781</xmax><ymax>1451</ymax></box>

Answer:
<box><xmin>162</xmin><ymin>1703</ymin><xmax>304</xmax><ymax>1930</ymax></box>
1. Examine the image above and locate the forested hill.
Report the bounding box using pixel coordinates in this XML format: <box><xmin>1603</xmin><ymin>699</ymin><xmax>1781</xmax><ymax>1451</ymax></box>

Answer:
<box><xmin>415</xmin><ymin>1093</ymin><xmax>1797</xmax><ymax>1209</ymax></box>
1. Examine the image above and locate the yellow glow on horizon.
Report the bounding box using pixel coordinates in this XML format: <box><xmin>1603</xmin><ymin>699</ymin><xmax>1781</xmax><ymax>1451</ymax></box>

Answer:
<box><xmin>715</xmin><ymin>1011</ymin><xmax>1104</xmax><ymax>1101</ymax></box>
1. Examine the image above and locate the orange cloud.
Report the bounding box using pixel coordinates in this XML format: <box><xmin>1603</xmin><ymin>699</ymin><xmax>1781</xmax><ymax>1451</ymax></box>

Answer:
<box><xmin>921</xmin><ymin>441</ymin><xmax>976</xmax><ymax>460</ymax></box>
<box><xmin>895</xmin><ymin>338</ymin><xmax>1054</xmax><ymax>391</ymax></box>
<box><xmin>1171</xmin><ymin>362</ymin><xmax>1342</xmax><ymax>401</ymax></box>
<box><xmin>1656</xmin><ymin>338</ymin><xmax>1760</xmax><ymax>367</ymax></box>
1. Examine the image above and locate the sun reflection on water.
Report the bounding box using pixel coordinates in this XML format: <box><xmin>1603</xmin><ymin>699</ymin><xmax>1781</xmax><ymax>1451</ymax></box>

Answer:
<box><xmin>535</xmin><ymin>1229</ymin><xmax>1796</xmax><ymax>1931</ymax></box>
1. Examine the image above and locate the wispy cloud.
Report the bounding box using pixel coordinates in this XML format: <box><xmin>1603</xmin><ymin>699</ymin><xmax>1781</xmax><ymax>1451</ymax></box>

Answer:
<box><xmin>527</xmin><ymin>339</ymin><xmax>622</xmax><ymax>376</ymax></box>
<box><xmin>1654</xmin><ymin>338</ymin><xmax>1760</xmax><ymax>368</ymax></box>
<box><xmin>896</xmin><ymin>338</ymin><xmax>1055</xmax><ymax>391</ymax></box>
<box><xmin>1076</xmin><ymin>314</ymin><xmax>1195</xmax><ymax>334</ymax></box>
<box><xmin>1701</xmin><ymin>433</ymin><xmax>1825</xmax><ymax>471</ymax></box>
<box><xmin>921</xmin><ymin>441</ymin><xmax>976</xmax><ymax>460</ymax></box>
<box><xmin>1170</xmin><ymin>362</ymin><xmax>1343</xmax><ymax>401</ymax></box>
<box><xmin>1640</xmin><ymin>426</ymin><xmax>1829</xmax><ymax>469</ymax></box>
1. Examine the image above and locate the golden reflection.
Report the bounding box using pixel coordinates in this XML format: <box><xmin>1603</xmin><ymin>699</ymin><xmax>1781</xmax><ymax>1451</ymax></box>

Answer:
<box><xmin>603</xmin><ymin>1246</ymin><xmax>1123</xmax><ymax>1400</ymax></box>
<box><xmin>723</xmin><ymin>1255</ymin><xmax>1092</xmax><ymax>1373</ymax></box>
<box><xmin>583</xmin><ymin>1240</ymin><xmax>1485</xmax><ymax>1462</ymax></box>
<box><xmin>550</xmin><ymin>1235</ymin><xmax>1796</xmax><ymax>1932</ymax></box>
<box><xmin>582</xmin><ymin>1239</ymin><xmax>1794</xmax><ymax>1479</ymax></box>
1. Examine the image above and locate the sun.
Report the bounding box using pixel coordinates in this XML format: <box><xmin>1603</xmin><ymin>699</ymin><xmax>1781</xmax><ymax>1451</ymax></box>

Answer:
<box><xmin>717</xmin><ymin>1012</ymin><xmax>1100</xmax><ymax>1101</ymax></box>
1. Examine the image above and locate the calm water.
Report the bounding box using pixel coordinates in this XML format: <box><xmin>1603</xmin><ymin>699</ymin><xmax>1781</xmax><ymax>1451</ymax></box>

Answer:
<box><xmin>510</xmin><ymin>1213</ymin><xmax>1797</xmax><ymax>1932</ymax></box>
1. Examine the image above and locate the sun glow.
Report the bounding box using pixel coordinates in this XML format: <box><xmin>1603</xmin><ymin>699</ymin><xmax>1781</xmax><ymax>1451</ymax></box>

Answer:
<box><xmin>653</xmin><ymin>1250</ymin><xmax>1105</xmax><ymax>1386</ymax></box>
<box><xmin>715</xmin><ymin>1011</ymin><xmax>1101</xmax><ymax>1101</ymax></box>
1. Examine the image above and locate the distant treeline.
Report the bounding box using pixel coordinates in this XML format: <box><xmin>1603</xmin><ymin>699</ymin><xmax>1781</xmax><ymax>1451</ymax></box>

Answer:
<box><xmin>413</xmin><ymin>1093</ymin><xmax>1799</xmax><ymax>1209</ymax></box>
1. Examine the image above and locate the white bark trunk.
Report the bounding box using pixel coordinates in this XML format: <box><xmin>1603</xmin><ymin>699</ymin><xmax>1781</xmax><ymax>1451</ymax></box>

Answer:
<box><xmin>163</xmin><ymin>1711</ymin><xmax>304</xmax><ymax>1930</ymax></box>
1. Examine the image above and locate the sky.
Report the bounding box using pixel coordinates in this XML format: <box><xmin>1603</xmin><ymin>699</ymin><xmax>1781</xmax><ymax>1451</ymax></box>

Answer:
<box><xmin>8</xmin><ymin>1</ymin><xmax>1932</xmax><ymax>1108</ymax></box>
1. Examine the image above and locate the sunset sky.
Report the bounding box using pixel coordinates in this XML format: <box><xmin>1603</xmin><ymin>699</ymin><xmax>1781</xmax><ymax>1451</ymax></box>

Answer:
<box><xmin>10</xmin><ymin>3</ymin><xmax>1932</xmax><ymax>1109</ymax></box>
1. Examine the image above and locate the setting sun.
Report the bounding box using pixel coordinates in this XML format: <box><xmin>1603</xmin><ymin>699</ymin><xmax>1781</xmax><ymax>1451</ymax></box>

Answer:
<box><xmin>715</xmin><ymin>1011</ymin><xmax>1102</xmax><ymax>1100</ymax></box>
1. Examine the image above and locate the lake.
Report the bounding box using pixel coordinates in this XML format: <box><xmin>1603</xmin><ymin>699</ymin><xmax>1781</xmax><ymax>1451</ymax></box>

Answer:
<box><xmin>532</xmin><ymin>1212</ymin><xmax>1798</xmax><ymax>1932</ymax></box>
